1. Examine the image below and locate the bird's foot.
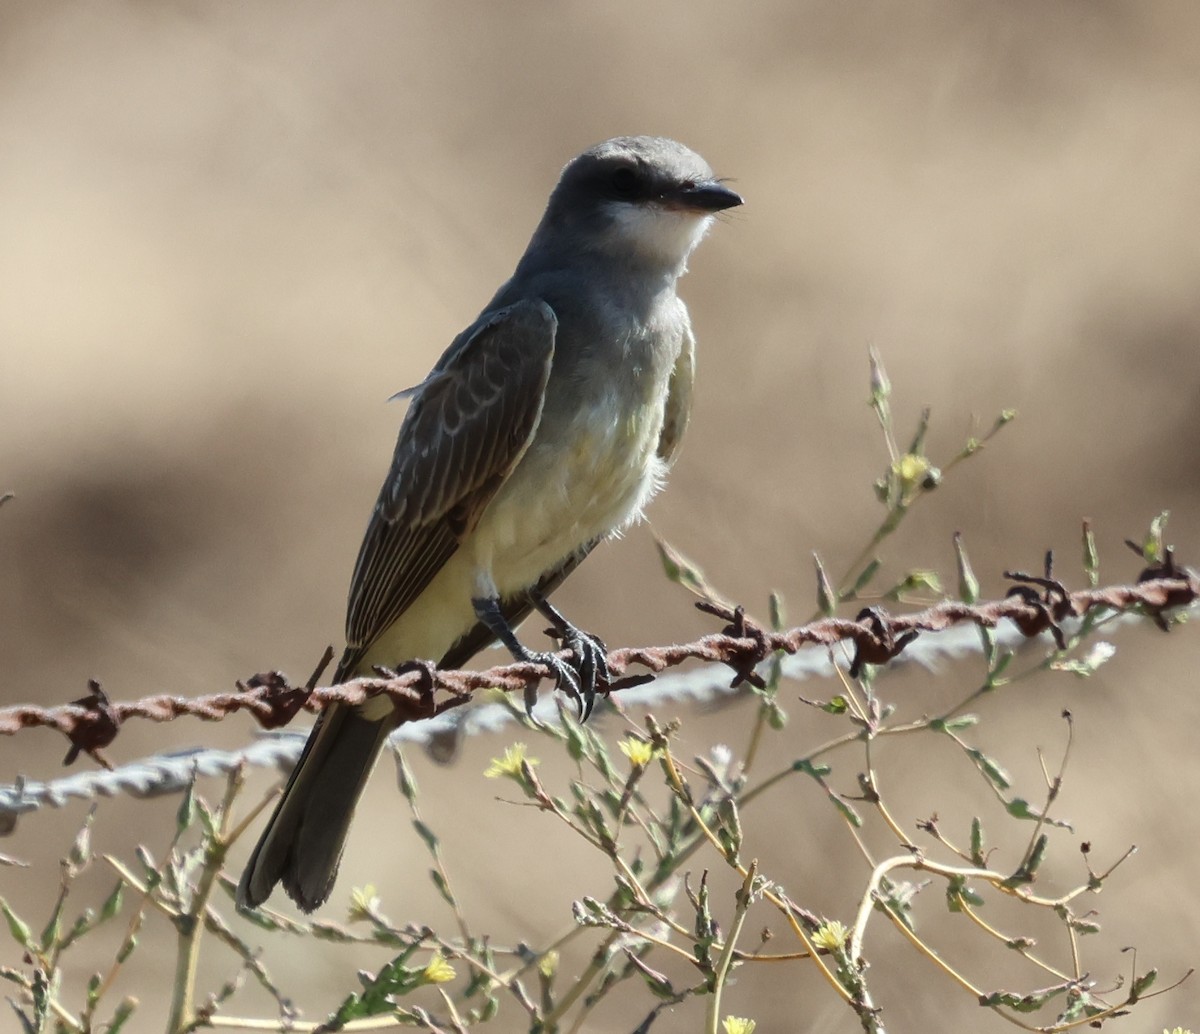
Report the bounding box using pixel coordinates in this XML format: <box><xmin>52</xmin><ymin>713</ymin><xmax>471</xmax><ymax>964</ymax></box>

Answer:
<box><xmin>533</xmin><ymin>595</ymin><xmax>610</xmax><ymax>722</ymax></box>
<box><xmin>513</xmin><ymin>646</ymin><xmax>585</xmax><ymax>719</ymax></box>
<box><xmin>472</xmin><ymin>594</ymin><xmax>610</xmax><ymax>723</ymax></box>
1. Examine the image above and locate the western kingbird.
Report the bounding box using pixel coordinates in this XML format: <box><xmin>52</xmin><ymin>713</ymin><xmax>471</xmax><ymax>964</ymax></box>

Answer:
<box><xmin>238</xmin><ymin>136</ymin><xmax>742</xmax><ymax>911</ymax></box>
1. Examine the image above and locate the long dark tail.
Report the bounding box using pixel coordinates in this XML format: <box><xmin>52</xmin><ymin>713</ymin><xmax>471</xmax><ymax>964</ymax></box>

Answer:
<box><xmin>237</xmin><ymin>548</ymin><xmax>598</xmax><ymax>912</ymax></box>
<box><xmin>237</xmin><ymin>702</ymin><xmax>393</xmax><ymax>912</ymax></box>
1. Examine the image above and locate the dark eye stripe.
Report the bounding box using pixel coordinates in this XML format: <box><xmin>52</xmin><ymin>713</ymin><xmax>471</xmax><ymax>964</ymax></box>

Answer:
<box><xmin>610</xmin><ymin>166</ymin><xmax>639</xmax><ymax>197</ymax></box>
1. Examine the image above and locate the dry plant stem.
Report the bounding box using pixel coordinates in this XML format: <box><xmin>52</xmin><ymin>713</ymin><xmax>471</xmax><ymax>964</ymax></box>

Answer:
<box><xmin>1019</xmin><ymin>718</ymin><xmax>1073</xmax><ymax>871</ymax></box>
<box><xmin>850</xmin><ymin>853</ymin><xmax>1138</xmax><ymax>1033</ymax></box>
<box><xmin>565</xmin><ymin>1000</ymin><xmax>600</xmax><ymax>1034</ymax></box>
<box><xmin>405</xmin><ymin>805</ymin><xmax>472</xmax><ymax>945</ymax></box>
<box><xmin>85</xmin><ymin>870</ymin><xmax>156</xmax><ymax>1021</ymax></box>
<box><xmin>705</xmin><ymin>862</ymin><xmax>757</xmax><ymax>1034</ymax></box>
<box><xmin>954</xmin><ymin>898</ymin><xmax>1073</xmax><ymax>982</ymax></box>
<box><xmin>537</xmin><ymin>931</ymin><xmax>622</xmax><ymax>1029</ymax></box>
<box><xmin>224</xmin><ymin>785</ymin><xmax>282</xmax><ymax>849</ymax></box>
<box><xmin>741</xmin><ymin>628</ymin><xmax>1074</xmax><ymax>816</ymax></box>
<box><xmin>657</xmin><ymin>748</ymin><xmax>848</xmax><ymax>1003</ymax></box>
<box><xmin>849</xmin><ymin>854</ymin><xmax>1099</xmax><ymax>969</ymax></box>
<box><xmin>201</xmin><ymin>1016</ymin><xmax>408</xmax><ymax>1031</ymax></box>
<box><xmin>166</xmin><ymin>773</ymin><xmax>241</xmax><ymax>1033</ymax></box>
<box><xmin>435</xmin><ymin>988</ymin><xmax>467</xmax><ymax>1030</ymax></box>
<box><xmin>428</xmin><ymin>938</ymin><xmax>537</xmax><ymax>1020</ymax></box>
<box><xmin>3</xmin><ymin>971</ymin><xmax>84</xmax><ymax>1031</ymax></box>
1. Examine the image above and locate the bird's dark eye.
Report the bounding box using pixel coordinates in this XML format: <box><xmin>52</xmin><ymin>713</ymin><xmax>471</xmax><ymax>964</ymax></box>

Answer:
<box><xmin>609</xmin><ymin>166</ymin><xmax>640</xmax><ymax>198</ymax></box>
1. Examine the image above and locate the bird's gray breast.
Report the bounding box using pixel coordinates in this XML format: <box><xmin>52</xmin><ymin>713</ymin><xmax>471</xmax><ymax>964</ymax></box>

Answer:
<box><xmin>475</xmin><ymin>278</ymin><xmax>686</xmax><ymax>592</ymax></box>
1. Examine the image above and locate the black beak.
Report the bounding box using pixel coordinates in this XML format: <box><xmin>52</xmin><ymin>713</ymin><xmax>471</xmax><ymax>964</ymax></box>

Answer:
<box><xmin>672</xmin><ymin>181</ymin><xmax>744</xmax><ymax>213</ymax></box>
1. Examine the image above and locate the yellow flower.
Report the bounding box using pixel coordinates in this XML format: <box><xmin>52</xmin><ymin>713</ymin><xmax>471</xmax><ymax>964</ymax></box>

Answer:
<box><xmin>347</xmin><ymin>884</ymin><xmax>380</xmax><ymax>922</ymax></box>
<box><xmin>537</xmin><ymin>950</ymin><xmax>559</xmax><ymax>978</ymax></box>
<box><xmin>812</xmin><ymin>919</ymin><xmax>848</xmax><ymax>952</ymax></box>
<box><xmin>894</xmin><ymin>453</ymin><xmax>930</xmax><ymax>487</ymax></box>
<box><xmin>722</xmin><ymin>1018</ymin><xmax>756</xmax><ymax>1034</ymax></box>
<box><xmin>484</xmin><ymin>743</ymin><xmax>538</xmax><ymax>780</ymax></box>
<box><xmin>619</xmin><ymin>737</ymin><xmax>656</xmax><ymax>768</ymax></box>
<box><xmin>421</xmin><ymin>954</ymin><xmax>457</xmax><ymax>984</ymax></box>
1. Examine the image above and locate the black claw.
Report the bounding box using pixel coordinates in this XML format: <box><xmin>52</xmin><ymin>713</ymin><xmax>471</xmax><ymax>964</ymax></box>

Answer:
<box><xmin>473</xmin><ymin>593</ymin><xmax>610</xmax><ymax>723</ymax></box>
<box><xmin>522</xmin><ymin>678</ymin><xmax>540</xmax><ymax>719</ymax></box>
<box><xmin>555</xmin><ymin>626</ymin><xmax>609</xmax><ymax>721</ymax></box>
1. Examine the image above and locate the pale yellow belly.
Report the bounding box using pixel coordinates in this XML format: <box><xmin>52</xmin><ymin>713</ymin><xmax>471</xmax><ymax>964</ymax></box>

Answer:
<box><xmin>353</xmin><ymin>396</ymin><xmax>666</xmax><ymax>680</ymax></box>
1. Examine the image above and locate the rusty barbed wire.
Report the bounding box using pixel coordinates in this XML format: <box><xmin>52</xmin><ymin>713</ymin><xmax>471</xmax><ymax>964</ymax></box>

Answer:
<box><xmin>2</xmin><ymin>570</ymin><xmax>1195</xmax><ymax>760</ymax></box>
<box><xmin>0</xmin><ymin>567</ymin><xmax>1194</xmax><ymax>832</ymax></box>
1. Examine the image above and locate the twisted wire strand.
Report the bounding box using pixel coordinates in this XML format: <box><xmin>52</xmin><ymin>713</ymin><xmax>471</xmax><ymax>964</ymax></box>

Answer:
<box><xmin>1</xmin><ymin>574</ymin><xmax>1193</xmax><ymax>832</ymax></box>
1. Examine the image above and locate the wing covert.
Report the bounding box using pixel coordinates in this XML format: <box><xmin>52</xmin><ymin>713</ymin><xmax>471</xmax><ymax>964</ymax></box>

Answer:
<box><xmin>340</xmin><ymin>299</ymin><xmax>557</xmax><ymax>672</ymax></box>
<box><xmin>657</xmin><ymin>321</ymin><xmax>695</xmax><ymax>465</ymax></box>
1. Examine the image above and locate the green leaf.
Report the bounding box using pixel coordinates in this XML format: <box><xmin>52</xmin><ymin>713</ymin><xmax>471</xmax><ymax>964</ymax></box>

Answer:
<box><xmin>1141</xmin><ymin>511</ymin><xmax>1170</xmax><ymax>563</ymax></box>
<box><xmin>765</xmin><ymin>700</ymin><xmax>787</xmax><ymax>730</ymax></box>
<box><xmin>945</xmin><ymin>875</ymin><xmax>984</xmax><ymax>911</ymax></box>
<box><xmin>868</xmin><ymin>347</ymin><xmax>891</xmax><ymax>407</ymax></box>
<box><xmin>954</xmin><ymin>532</ymin><xmax>979</xmax><ymax>603</ymax></box>
<box><xmin>1130</xmin><ymin>967</ymin><xmax>1157</xmax><ymax>1000</ymax></box>
<box><xmin>60</xmin><ymin>910</ymin><xmax>93</xmax><ymax>950</ymax></box>
<box><xmin>884</xmin><ymin>569</ymin><xmax>941</xmax><ymax>600</ymax></box>
<box><xmin>412</xmin><ymin>820</ymin><xmax>439</xmax><ymax>855</ymax></box>
<box><xmin>813</xmin><ymin>553</ymin><xmax>837</xmax><ymax>616</ymax></box>
<box><xmin>1023</xmin><ymin>834</ymin><xmax>1048</xmax><ymax>877</ymax></box>
<box><xmin>393</xmin><ymin>747</ymin><xmax>418</xmax><ymax>804</ymax></box>
<box><xmin>176</xmin><ymin>776</ymin><xmax>197</xmax><ymax>835</ymax></box>
<box><xmin>69</xmin><ymin>808</ymin><xmax>96</xmax><ymax>868</ymax></box>
<box><xmin>969</xmin><ymin>818</ymin><xmax>984</xmax><ymax>866</ymax></box>
<box><xmin>107</xmin><ymin>996</ymin><xmax>137</xmax><ymax>1034</ymax></box>
<box><xmin>986</xmin><ymin>649</ymin><xmax>1013</xmax><ymax>685</ymax></box>
<box><xmin>928</xmin><ymin>714</ymin><xmax>978</xmax><ymax>732</ymax></box>
<box><xmin>833</xmin><ymin>796</ymin><xmax>863</xmax><ymax>827</ymax></box>
<box><xmin>196</xmin><ymin>799</ymin><xmax>219</xmax><ymax>840</ymax></box>
<box><xmin>325</xmin><ymin>950</ymin><xmax>424</xmax><ymax>1023</ymax></box>
<box><xmin>768</xmin><ymin>592</ymin><xmax>785</xmax><ymax>632</ymax></box>
<box><xmin>967</xmin><ymin>749</ymin><xmax>1011</xmax><ymax>790</ymax></box>
<box><xmin>115</xmin><ymin>930</ymin><xmax>138</xmax><ymax>964</ymax></box>
<box><xmin>430</xmin><ymin>870</ymin><xmax>455</xmax><ymax>908</ymax></box>
<box><xmin>98</xmin><ymin>882</ymin><xmax>124</xmax><ymax>924</ymax></box>
<box><xmin>626</xmin><ymin>950</ymin><xmax>675</xmax><ymax>998</ymax></box>
<box><xmin>559</xmin><ymin>705</ymin><xmax>588</xmax><ymax>762</ymax></box>
<box><xmin>655</xmin><ymin>537</ymin><xmax>720</xmax><ymax>600</ymax></box>
<box><xmin>1082</xmin><ymin>521</ymin><xmax>1099</xmax><ymax>587</ymax></box>
<box><xmin>1004</xmin><ymin>798</ymin><xmax>1073</xmax><ymax>830</ymax></box>
<box><xmin>39</xmin><ymin>906</ymin><xmax>63</xmax><ymax>953</ymax></box>
<box><xmin>979</xmin><ymin>987</ymin><xmax>1059</xmax><ymax>1013</ymax></box>
<box><xmin>1</xmin><ymin>900</ymin><xmax>32</xmax><ymax>949</ymax></box>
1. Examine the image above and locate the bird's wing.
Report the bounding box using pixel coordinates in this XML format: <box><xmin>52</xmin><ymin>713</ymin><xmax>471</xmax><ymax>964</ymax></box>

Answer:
<box><xmin>657</xmin><ymin>320</ymin><xmax>695</xmax><ymax>465</ymax></box>
<box><xmin>337</xmin><ymin>299</ymin><xmax>557</xmax><ymax>677</ymax></box>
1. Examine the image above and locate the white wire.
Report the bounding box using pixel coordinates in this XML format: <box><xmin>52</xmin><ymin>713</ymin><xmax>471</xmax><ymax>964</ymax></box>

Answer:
<box><xmin>0</xmin><ymin>616</ymin><xmax>1117</xmax><ymax>831</ymax></box>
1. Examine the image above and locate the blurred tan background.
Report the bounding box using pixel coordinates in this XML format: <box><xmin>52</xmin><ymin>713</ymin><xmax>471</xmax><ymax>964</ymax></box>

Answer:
<box><xmin>3</xmin><ymin>1</ymin><xmax>1200</xmax><ymax>1030</ymax></box>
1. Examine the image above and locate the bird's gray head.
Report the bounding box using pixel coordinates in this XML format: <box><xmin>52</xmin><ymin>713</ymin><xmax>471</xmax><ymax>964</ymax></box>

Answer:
<box><xmin>529</xmin><ymin>136</ymin><xmax>742</xmax><ymax>274</ymax></box>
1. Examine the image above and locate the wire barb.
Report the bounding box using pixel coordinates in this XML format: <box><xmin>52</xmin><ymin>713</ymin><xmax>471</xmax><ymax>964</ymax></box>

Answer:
<box><xmin>1</xmin><ymin>570</ymin><xmax>1196</xmax><ymax>836</ymax></box>
<box><xmin>3</xmin><ymin>574</ymin><xmax>1196</xmax><ymax>757</ymax></box>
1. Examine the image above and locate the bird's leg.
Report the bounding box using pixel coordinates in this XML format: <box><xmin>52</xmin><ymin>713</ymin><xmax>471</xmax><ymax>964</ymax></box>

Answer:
<box><xmin>472</xmin><ymin>595</ymin><xmax>583</xmax><ymax>719</ymax></box>
<box><xmin>529</xmin><ymin>591</ymin><xmax>610</xmax><ymax>722</ymax></box>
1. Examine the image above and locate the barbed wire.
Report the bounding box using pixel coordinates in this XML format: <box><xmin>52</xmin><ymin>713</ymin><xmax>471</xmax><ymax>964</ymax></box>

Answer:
<box><xmin>0</xmin><ymin>619</ymin><xmax>1020</xmax><ymax>832</ymax></box>
<box><xmin>1</xmin><ymin>568</ymin><xmax>1195</xmax><ymax>832</ymax></box>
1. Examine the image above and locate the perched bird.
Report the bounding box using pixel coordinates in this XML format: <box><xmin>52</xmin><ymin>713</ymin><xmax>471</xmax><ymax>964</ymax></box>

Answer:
<box><xmin>238</xmin><ymin>136</ymin><xmax>742</xmax><ymax>912</ymax></box>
